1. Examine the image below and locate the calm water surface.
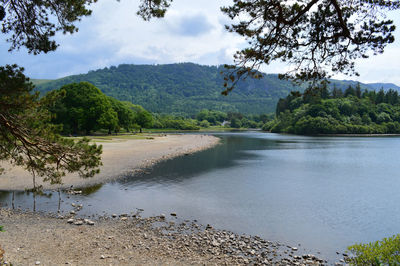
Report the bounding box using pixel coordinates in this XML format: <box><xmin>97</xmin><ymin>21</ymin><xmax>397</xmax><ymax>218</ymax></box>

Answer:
<box><xmin>2</xmin><ymin>132</ymin><xmax>400</xmax><ymax>261</ymax></box>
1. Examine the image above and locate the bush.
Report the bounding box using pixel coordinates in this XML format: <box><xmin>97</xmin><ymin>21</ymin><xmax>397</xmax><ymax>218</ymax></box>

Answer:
<box><xmin>347</xmin><ymin>234</ymin><xmax>400</xmax><ymax>265</ymax></box>
<box><xmin>199</xmin><ymin>120</ymin><xmax>210</xmax><ymax>128</ymax></box>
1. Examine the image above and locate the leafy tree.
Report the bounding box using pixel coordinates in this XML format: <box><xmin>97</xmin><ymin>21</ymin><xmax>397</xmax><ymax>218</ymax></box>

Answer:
<box><xmin>137</xmin><ymin>0</ymin><xmax>171</xmax><ymax>21</ymax></box>
<box><xmin>376</xmin><ymin>89</ymin><xmax>386</xmax><ymax>104</ymax></box>
<box><xmin>0</xmin><ymin>66</ymin><xmax>102</xmax><ymax>188</ymax></box>
<box><xmin>332</xmin><ymin>85</ymin><xmax>343</xmax><ymax>99</ymax></box>
<box><xmin>220</xmin><ymin>0</ymin><xmax>399</xmax><ymax>92</ymax></box>
<box><xmin>355</xmin><ymin>83</ymin><xmax>362</xmax><ymax>99</ymax></box>
<box><xmin>230</xmin><ymin>117</ymin><xmax>242</xmax><ymax>128</ymax></box>
<box><xmin>3</xmin><ymin>0</ymin><xmax>398</xmax><ymax>90</ymax></box>
<box><xmin>199</xmin><ymin>120</ymin><xmax>211</xmax><ymax>128</ymax></box>
<box><xmin>344</xmin><ymin>85</ymin><xmax>356</xmax><ymax>97</ymax></box>
<box><xmin>129</xmin><ymin>104</ymin><xmax>153</xmax><ymax>133</ymax></box>
<box><xmin>47</xmin><ymin>82</ymin><xmax>118</xmax><ymax>135</ymax></box>
<box><xmin>1</xmin><ymin>0</ymin><xmax>96</xmax><ymax>54</ymax></box>
<box><xmin>108</xmin><ymin>97</ymin><xmax>137</xmax><ymax>132</ymax></box>
<box><xmin>265</xmin><ymin>87</ymin><xmax>400</xmax><ymax>135</ymax></box>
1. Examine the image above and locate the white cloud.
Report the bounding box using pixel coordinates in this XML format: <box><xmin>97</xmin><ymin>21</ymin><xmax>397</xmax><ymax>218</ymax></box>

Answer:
<box><xmin>84</xmin><ymin>0</ymin><xmax>242</xmax><ymax>66</ymax></box>
<box><xmin>1</xmin><ymin>0</ymin><xmax>400</xmax><ymax>86</ymax></box>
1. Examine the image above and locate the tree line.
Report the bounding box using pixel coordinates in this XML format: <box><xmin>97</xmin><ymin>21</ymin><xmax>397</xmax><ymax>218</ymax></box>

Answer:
<box><xmin>195</xmin><ymin>109</ymin><xmax>272</xmax><ymax>129</ymax></box>
<box><xmin>264</xmin><ymin>83</ymin><xmax>400</xmax><ymax>135</ymax></box>
<box><xmin>45</xmin><ymin>82</ymin><xmax>153</xmax><ymax>135</ymax></box>
<box><xmin>45</xmin><ymin>82</ymin><xmax>272</xmax><ymax>134</ymax></box>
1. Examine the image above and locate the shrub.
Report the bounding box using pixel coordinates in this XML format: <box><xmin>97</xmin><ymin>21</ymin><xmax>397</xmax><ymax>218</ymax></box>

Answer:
<box><xmin>347</xmin><ymin>234</ymin><xmax>400</xmax><ymax>265</ymax></box>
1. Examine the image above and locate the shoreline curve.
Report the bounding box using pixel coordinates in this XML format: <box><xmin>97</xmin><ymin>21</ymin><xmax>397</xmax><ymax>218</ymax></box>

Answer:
<box><xmin>0</xmin><ymin>134</ymin><xmax>220</xmax><ymax>191</ymax></box>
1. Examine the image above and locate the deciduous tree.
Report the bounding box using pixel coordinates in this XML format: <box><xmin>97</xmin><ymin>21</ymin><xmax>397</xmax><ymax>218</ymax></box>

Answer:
<box><xmin>0</xmin><ymin>66</ymin><xmax>102</xmax><ymax>189</ymax></box>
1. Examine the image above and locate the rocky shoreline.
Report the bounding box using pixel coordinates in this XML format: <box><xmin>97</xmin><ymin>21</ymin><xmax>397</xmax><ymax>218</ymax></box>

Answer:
<box><xmin>0</xmin><ymin>207</ymin><xmax>348</xmax><ymax>265</ymax></box>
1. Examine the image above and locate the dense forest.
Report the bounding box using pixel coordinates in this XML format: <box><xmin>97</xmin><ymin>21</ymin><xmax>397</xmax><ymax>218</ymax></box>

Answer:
<box><xmin>34</xmin><ymin>63</ymin><xmax>399</xmax><ymax>115</ymax></box>
<box><xmin>45</xmin><ymin>82</ymin><xmax>270</xmax><ymax>134</ymax></box>
<box><xmin>264</xmin><ymin>83</ymin><xmax>400</xmax><ymax>134</ymax></box>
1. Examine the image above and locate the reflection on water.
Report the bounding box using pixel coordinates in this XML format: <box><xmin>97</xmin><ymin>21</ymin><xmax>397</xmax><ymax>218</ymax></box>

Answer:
<box><xmin>1</xmin><ymin>132</ymin><xmax>400</xmax><ymax>262</ymax></box>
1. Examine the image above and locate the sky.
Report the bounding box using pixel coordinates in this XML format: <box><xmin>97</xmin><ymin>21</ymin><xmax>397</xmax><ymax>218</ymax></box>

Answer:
<box><xmin>1</xmin><ymin>0</ymin><xmax>400</xmax><ymax>85</ymax></box>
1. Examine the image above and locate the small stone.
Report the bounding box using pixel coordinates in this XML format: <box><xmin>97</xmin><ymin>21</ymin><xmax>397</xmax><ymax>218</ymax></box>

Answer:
<box><xmin>67</xmin><ymin>219</ymin><xmax>74</xmax><ymax>224</ymax></box>
<box><xmin>121</xmin><ymin>217</ymin><xmax>128</xmax><ymax>221</ymax></box>
<box><xmin>35</xmin><ymin>261</ymin><xmax>40</xmax><ymax>265</ymax></box>
<box><xmin>74</xmin><ymin>220</ymin><xmax>83</xmax><ymax>226</ymax></box>
<box><xmin>292</xmin><ymin>247</ymin><xmax>298</xmax><ymax>251</ymax></box>
<box><xmin>120</xmin><ymin>213</ymin><xmax>128</xmax><ymax>217</ymax></box>
<box><xmin>85</xmin><ymin>219</ymin><xmax>95</xmax><ymax>225</ymax></box>
<box><xmin>170</xmin><ymin>213</ymin><xmax>177</xmax><ymax>216</ymax></box>
<box><xmin>71</xmin><ymin>203</ymin><xmax>76</xmax><ymax>207</ymax></box>
<box><xmin>160</xmin><ymin>214</ymin><xmax>166</xmax><ymax>219</ymax></box>
<box><xmin>100</xmin><ymin>255</ymin><xmax>105</xmax><ymax>259</ymax></box>
<box><xmin>250</xmin><ymin>250</ymin><xmax>256</xmax><ymax>255</ymax></box>
<box><xmin>112</xmin><ymin>214</ymin><xmax>117</xmax><ymax>218</ymax></box>
<box><xmin>70</xmin><ymin>210</ymin><xmax>75</xmax><ymax>215</ymax></box>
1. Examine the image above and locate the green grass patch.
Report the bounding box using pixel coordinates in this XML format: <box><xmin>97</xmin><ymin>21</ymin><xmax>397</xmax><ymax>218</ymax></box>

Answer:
<box><xmin>65</xmin><ymin>133</ymin><xmax>159</xmax><ymax>143</ymax></box>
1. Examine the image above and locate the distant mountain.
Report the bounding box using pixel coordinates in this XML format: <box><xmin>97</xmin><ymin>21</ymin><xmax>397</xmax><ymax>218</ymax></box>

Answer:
<box><xmin>365</xmin><ymin>83</ymin><xmax>400</xmax><ymax>91</ymax></box>
<box><xmin>33</xmin><ymin>63</ymin><xmax>400</xmax><ymax>115</ymax></box>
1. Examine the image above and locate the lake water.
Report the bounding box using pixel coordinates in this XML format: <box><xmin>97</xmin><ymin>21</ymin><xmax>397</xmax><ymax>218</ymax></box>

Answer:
<box><xmin>2</xmin><ymin>132</ymin><xmax>400</xmax><ymax>261</ymax></box>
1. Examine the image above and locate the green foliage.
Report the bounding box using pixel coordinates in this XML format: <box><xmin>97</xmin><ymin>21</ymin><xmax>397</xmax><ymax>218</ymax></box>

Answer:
<box><xmin>1</xmin><ymin>0</ymin><xmax>96</xmax><ymax>54</ymax></box>
<box><xmin>266</xmin><ymin>84</ymin><xmax>400</xmax><ymax>135</ymax></box>
<box><xmin>130</xmin><ymin>104</ymin><xmax>153</xmax><ymax>132</ymax></box>
<box><xmin>347</xmin><ymin>235</ymin><xmax>400</xmax><ymax>265</ymax></box>
<box><xmin>46</xmin><ymin>82</ymin><xmax>118</xmax><ymax>135</ymax></box>
<box><xmin>194</xmin><ymin>110</ymin><xmax>271</xmax><ymax>129</ymax></box>
<box><xmin>34</xmin><ymin>63</ymin><xmax>304</xmax><ymax>114</ymax></box>
<box><xmin>45</xmin><ymin>82</ymin><xmax>157</xmax><ymax>133</ymax></box>
<box><xmin>152</xmin><ymin>114</ymin><xmax>200</xmax><ymax>130</ymax></box>
<box><xmin>199</xmin><ymin>120</ymin><xmax>210</xmax><ymax>128</ymax></box>
<box><xmin>0</xmin><ymin>65</ymin><xmax>102</xmax><ymax>187</ymax></box>
<box><xmin>108</xmin><ymin>97</ymin><xmax>136</xmax><ymax>133</ymax></box>
<box><xmin>0</xmin><ymin>226</ymin><xmax>4</xmax><ymax>232</ymax></box>
<box><xmin>221</xmin><ymin>0</ymin><xmax>399</xmax><ymax>84</ymax></box>
<box><xmin>196</xmin><ymin>109</ymin><xmax>227</xmax><ymax>125</ymax></box>
<box><xmin>34</xmin><ymin>64</ymin><xmax>393</xmax><ymax>116</ymax></box>
<box><xmin>137</xmin><ymin>0</ymin><xmax>172</xmax><ymax>20</ymax></box>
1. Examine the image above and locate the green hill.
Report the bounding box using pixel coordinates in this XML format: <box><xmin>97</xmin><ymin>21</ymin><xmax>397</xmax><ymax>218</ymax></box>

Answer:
<box><xmin>31</xmin><ymin>79</ymin><xmax>54</xmax><ymax>86</ymax></box>
<box><xmin>34</xmin><ymin>63</ymin><xmax>400</xmax><ymax>115</ymax></box>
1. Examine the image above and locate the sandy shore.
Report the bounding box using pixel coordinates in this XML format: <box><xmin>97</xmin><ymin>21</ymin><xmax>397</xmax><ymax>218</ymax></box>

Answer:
<box><xmin>0</xmin><ymin>209</ymin><xmax>328</xmax><ymax>265</ymax></box>
<box><xmin>0</xmin><ymin>134</ymin><xmax>219</xmax><ymax>191</ymax></box>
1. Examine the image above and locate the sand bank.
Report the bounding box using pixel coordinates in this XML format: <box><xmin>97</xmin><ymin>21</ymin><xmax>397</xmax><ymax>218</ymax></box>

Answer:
<box><xmin>0</xmin><ymin>134</ymin><xmax>219</xmax><ymax>191</ymax></box>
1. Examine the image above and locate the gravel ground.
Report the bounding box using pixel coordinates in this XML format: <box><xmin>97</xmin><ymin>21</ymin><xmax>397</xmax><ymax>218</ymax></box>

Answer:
<box><xmin>0</xmin><ymin>208</ymin><xmax>332</xmax><ymax>266</ymax></box>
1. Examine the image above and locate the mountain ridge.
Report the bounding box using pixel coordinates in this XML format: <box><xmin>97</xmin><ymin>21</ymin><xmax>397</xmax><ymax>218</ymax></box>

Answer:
<box><xmin>34</xmin><ymin>63</ymin><xmax>400</xmax><ymax>115</ymax></box>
